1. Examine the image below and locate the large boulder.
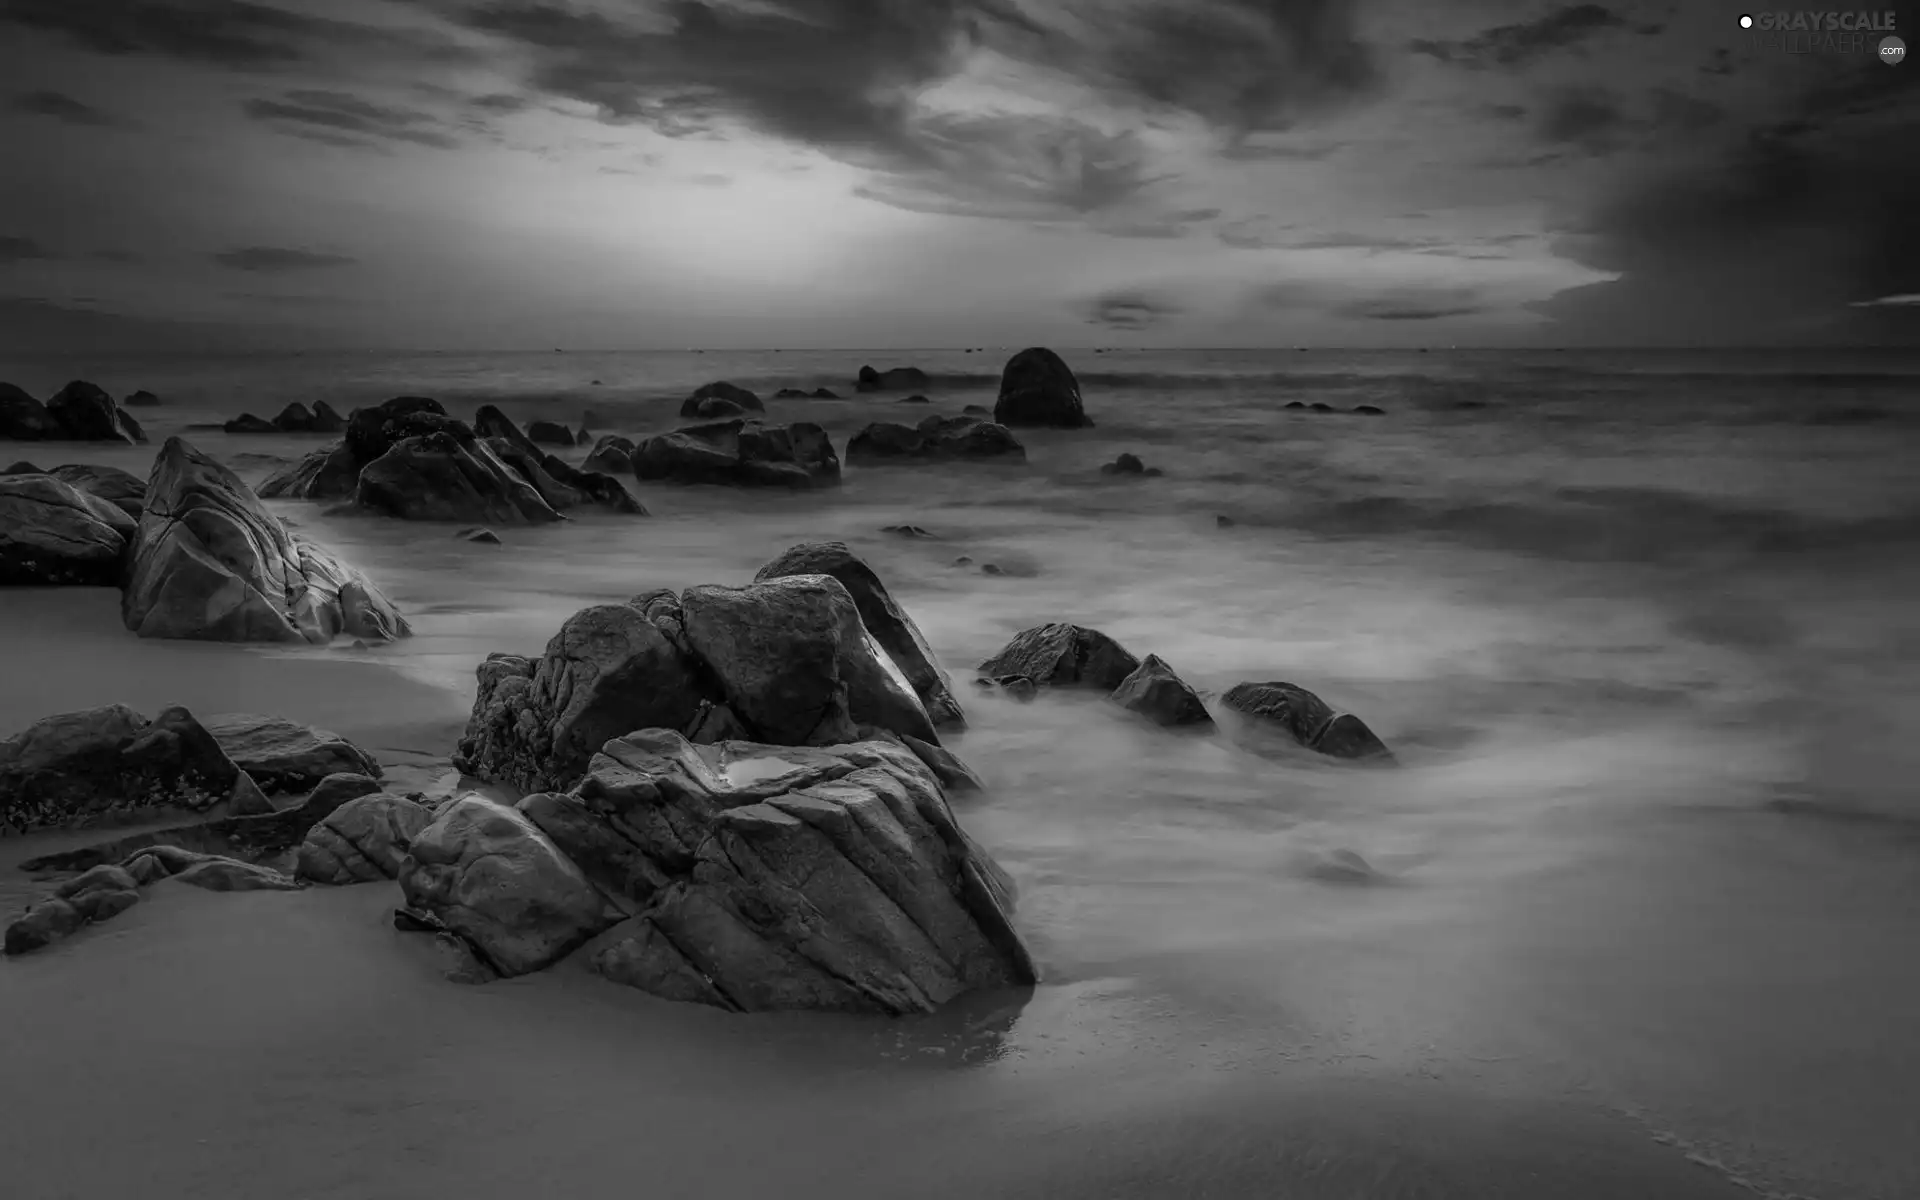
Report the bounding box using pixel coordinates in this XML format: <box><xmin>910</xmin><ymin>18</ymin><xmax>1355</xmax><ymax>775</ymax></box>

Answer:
<box><xmin>0</xmin><ymin>473</ymin><xmax>136</xmax><ymax>586</ymax></box>
<box><xmin>1220</xmin><ymin>681</ymin><xmax>1395</xmax><ymax>763</ymax></box>
<box><xmin>296</xmin><ymin>792</ymin><xmax>434</xmax><ymax>884</ymax></box>
<box><xmin>582</xmin><ymin>434</ymin><xmax>636</xmax><ymax>475</ymax></box>
<box><xmin>200</xmin><ymin>713</ymin><xmax>381</xmax><ymax>793</ymax></box>
<box><xmin>978</xmin><ymin>623</ymin><xmax>1141</xmax><ymax>691</ymax></box>
<box><xmin>678</xmin><ymin>381</ymin><xmax>764</xmax><ymax>418</ymax></box>
<box><xmin>1110</xmin><ymin>655</ymin><xmax>1213</xmax><ymax>727</ymax></box>
<box><xmin>846</xmin><ymin>414</ymin><xmax>1025</xmax><ymax>464</ymax></box>
<box><xmin>47</xmin><ymin>463</ymin><xmax>145</xmax><ymax>517</ymax></box>
<box><xmin>272</xmin><ymin>403</ymin><xmax>318</xmax><ymax>432</ymax></box>
<box><xmin>0</xmin><ymin>382</ymin><xmax>53</xmax><ymax>440</ymax></box>
<box><xmin>123</xmin><ymin>436</ymin><xmax>409</xmax><ymax>643</ymax></box>
<box><xmin>855</xmin><ymin>365</ymin><xmax>931</xmax><ymax>393</ymax></box>
<box><xmin>257</xmin><ymin>440</ymin><xmax>362</xmax><ymax>500</ymax></box>
<box><xmin>632</xmin><ymin>419</ymin><xmax>840</xmax><ymax>489</ymax></box>
<box><xmin>0</xmin><ymin>704</ymin><xmax>269</xmax><ymax>836</ymax></box>
<box><xmin>356</xmin><ymin>430</ymin><xmax>564</xmax><ymax>525</ymax></box>
<box><xmin>529</xmin><ymin>729</ymin><xmax>1035</xmax><ymax>1013</ymax></box>
<box><xmin>526</xmin><ymin>420</ymin><xmax>575</xmax><ymax>446</ymax></box>
<box><xmin>398</xmin><ymin>794</ymin><xmax>620</xmax><ymax>976</ymax></box>
<box><xmin>487</xmin><ymin>435</ymin><xmax>646</xmax><ymax>516</ymax></box>
<box><xmin>344</xmin><ymin>395</ymin><xmax>449</xmax><ymax>467</ymax></box>
<box><xmin>46</xmin><ymin>381</ymin><xmax>145</xmax><ymax>443</ymax></box>
<box><xmin>994</xmin><ymin>347</ymin><xmax>1092</xmax><ymax>428</ymax></box>
<box><xmin>754</xmin><ymin>542</ymin><xmax>965</xmax><ymax>728</ymax></box>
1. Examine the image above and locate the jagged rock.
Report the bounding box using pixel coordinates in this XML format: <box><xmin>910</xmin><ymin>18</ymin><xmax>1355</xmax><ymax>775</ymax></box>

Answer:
<box><xmin>345</xmin><ymin>396</ymin><xmax>449</xmax><ymax>466</ymax></box>
<box><xmin>399</xmin><ymin>794</ymin><xmax>620</xmax><ymax>976</ymax></box>
<box><xmin>1100</xmin><ymin>452</ymin><xmax>1147</xmax><ymax>475</ymax></box>
<box><xmin>45</xmin><ymin>463</ymin><xmax>144</xmax><ymax>517</ymax></box>
<box><xmin>0</xmin><ymin>703</ymin><xmax>269</xmax><ymax>836</ymax></box>
<box><xmin>487</xmin><ymin>435</ymin><xmax>645</xmax><ymax>516</ymax></box>
<box><xmin>978</xmin><ymin>623</ymin><xmax>1140</xmax><ymax>691</ymax></box>
<box><xmin>200</xmin><ymin>713</ymin><xmax>381</xmax><ymax>793</ymax></box>
<box><xmin>357</xmin><ymin>429</ymin><xmax>563</xmax><ymax>525</ymax></box>
<box><xmin>0</xmin><ymin>382</ymin><xmax>53</xmax><ymax>440</ymax></box>
<box><xmin>123</xmin><ymin>437</ymin><xmax>409</xmax><ymax>643</ymax></box>
<box><xmin>458</xmin><ymin>526</ymin><xmax>501</xmax><ymax>544</ymax></box>
<box><xmin>855</xmin><ymin>365</ymin><xmax>931</xmax><ymax>393</ymax></box>
<box><xmin>3</xmin><ymin>899</ymin><xmax>86</xmax><ymax>955</ymax></box>
<box><xmin>526</xmin><ymin>419</ymin><xmax>575</xmax><ymax>446</ymax></box>
<box><xmin>582</xmin><ymin>434</ymin><xmax>635</xmax><ymax>475</ymax></box>
<box><xmin>296</xmin><ymin>792</ymin><xmax>434</xmax><ymax>884</ymax></box>
<box><xmin>994</xmin><ymin>347</ymin><xmax>1092</xmax><ymax>428</ymax></box>
<box><xmin>847</xmin><ymin>414</ymin><xmax>1024</xmax><ymax>464</ymax></box>
<box><xmin>170</xmin><ymin>857</ymin><xmax>302</xmax><ymax>891</ymax></box>
<box><xmin>632</xmin><ymin>419</ymin><xmax>840</xmax><ymax>489</ymax></box>
<box><xmin>1220</xmin><ymin>681</ymin><xmax>1395</xmax><ymax>763</ymax></box>
<box><xmin>528</xmin><ymin>729</ymin><xmax>1034</xmax><ymax>1013</ymax></box>
<box><xmin>754</xmin><ymin>542</ymin><xmax>964</xmax><ymax>728</ymax></box>
<box><xmin>679</xmin><ymin>382</ymin><xmax>764</xmax><ymax>418</ymax></box>
<box><xmin>1110</xmin><ymin>655</ymin><xmax>1213</xmax><ymax>727</ymax></box>
<box><xmin>46</xmin><ymin>380</ymin><xmax>145</xmax><ymax>443</ymax></box>
<box><xmin>274</xmin><ymin>402</ymin><xmax>320</xmax><ymax>432</ymax></box>
<box><xmin>124</xmin><ymin>389</ymin><xmax>162</xmax><ymax>407</ymax></box>
<box><xmin>900</xmin><ymin>733</ymin><xmax>985</xmax><ymax>792</ymax></box>
<box><xmin>0</xmin><ymin>473</ymin><xmax>135</xmax><ymax>586</ymax></box>
<box><xmin>811</xmin><ymin>388</ymin><xmax>839</xmax><ymax>399</ymax></box>
<box><xmin>223</xmin><ymin>413</ymin><xmax>276</xmax><ymax>434</ymax></box>
<box><xmin>310</xmin><ymin>400</ymin><xmax>346</xmax><ymax>432</ymax></box>
<box><xmin>257</xmin><ymin>440</ymin><xmax>361</xmax><ymax>500</ymax></box>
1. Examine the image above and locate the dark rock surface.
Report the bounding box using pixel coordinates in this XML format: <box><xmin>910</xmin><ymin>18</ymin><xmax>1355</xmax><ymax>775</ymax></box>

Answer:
<box><xmin>459</xmin><ymin>526</ymin><xmax>501</xmax><ymax>544</ymax></box>
<box><xmin>846</xmin><ymin>414</ymin><xmax>1025</xmax><ymax>465</ymax></box>
<box><xmin>855</xmin><ymin>365</ymin><xmax>931</xmax><ymax>393</ymax></box>
<box><xmin>200</xmin><ymin>712</ymin><xmax>382</xmax><ymax>793</ymax></box>
<box><xmin>811</xmin><ymin>388</ymin><xmax>839</xmax><ymax>399</ymax></box>
<box><xmin>1221</xmin><ymin>681</ymin><xmax>1395</xmax><ymax>762</ymax></box>
<box><xmin>679</xmin><ymin>382</ymin><xmax>764</xmax><ymax>418</ymax></box>
<box><xmin>0</xmin><ymin>704</ymin><xmax>269</xmax><ymax>836</ymax></box>
<box><xmin>46</xmin><ymin>381</ymin><xmax>146</xmax><ymax>443</ymax></box>
<box><xmin>297</xmin><ymin>792</ymin><xmax>434</xmax><ymax>884</ymax></box>
<box><xmin>994</xmin><ymin>348</ymin><xmax>1092</xmax><ymax>429</ymax></box>
<box><xmin>357</xmin><ymin>429</ymin><xmax>565</xmax><ymax>525</ymax></box>
<box><xmin>124</xmin><ymin>389</ymin><xmax>162</xmax><ymax>407</ymax></box>
<box><xmin>223</xmin><ymin>413</ymin><xmax>278</xmax><ymax>434</ymax></box>
<box><xmin>632</xmin><ymin>419</ymin><xmax>840</xmax><ymax>489</ymax></box>
<box><xmin>274</xmin><ymin>403</ymin><xmax>320</xmax><ymax>432</ymax></box>
<box><xmin>527</xmin><ymin>419</ymin><xmax>576</xmax><ymax>446</ymax></box>
<box><xmin>0</xmin><ymin>473</ymin><xmax>135</xmax><ymax>586</ymax></box>
<box><xmin>582</xmin><ymin>434</ymin><xmax>636</xmax><ymax>475</ymax></box>
<box><xmin>124</xmin><ymin>437</ymin><xmax>409</xmax><ymax>642</ymax></box>
<box><xmin>1110</xmin><ymin>655</ymin><xmax>1213</xmax><ymax>727</ymax></box>
<box><xmin>978</xmin><ymin>623</ymin><xmax>1141</xmax><ymax>691</ymax></box>
<box><xmin>257</xmin><ymin>440</ymin><xmax>362</xmax><ymax>500</ymax></box>
<box><xmin>0</xmin><ymin>382</ymin><xmax>54</xmax><ymax>440</ymax></box>
<box><xmin>881</xmin><ymin>524</ymin><xmax>935</xmax><ymax>538</ymax></box>
<box><xmin>46</xmin><ymin>463</ymin><xmax>145</xmax><ymax>517</ymax></box>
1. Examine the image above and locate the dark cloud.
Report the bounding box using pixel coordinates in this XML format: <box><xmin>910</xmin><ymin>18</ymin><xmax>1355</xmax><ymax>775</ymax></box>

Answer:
<box><xmin>1252</xmin><ymin>280</ymin><xmax>1489</xmax><ymax>320</ymax></box>
<box><xmin>1080</xmin><ymin>287</ymin><xmax>1185</xmax><ymax>330</ymax></box>
<box><xmin>212</xmin><ymin>246</ymin><xmax>357</xmax><ymax>272</ymax></box>
<box><xmin>1089</xmin><ymin>207</ymin><xmax>1222</xmax><ymax>239</ymax></box>
<box><xmin>1648</xmin><ymin>88</ymin><xmax>1723</xmax><ymax>133</ymax></box>
<box><xmin>1479</xmin><ymin>103</ymin><xmax>1527</xmax><ymax>120</ymax></box>
<box><xmin>1287</xmin><ymin>230</ymin><xmax>1447</xmax><ymax>251</ymax></box>
<box><xmin>687</xmin><ymin>172</ymin><xmax>732</xmax><ymax>187</ymax></box>
<box><xmin>1219</xmin><ymin>136</ymin><xmax>1344</xmax><ymax>161</ymax></box>
<box><xmin>10</xmin><ymin>89</ymin><xmax>125</xmax><ymax>127</ymax></box>
<box><xmin>1216</xmin><ymin>220</ymin><xmax>1443</xmax><ymax>252</ymax></box>
<box><xmin>1409</xmin><ymin>3</ymin><xmax>1625</xmax><ymax>69</ymax></box>
<box><xmin>244</xmin><ymin>89</ymin><xmax>462</xmax><ymax>149</ymax></box>
<box><xmin>0</xmin><ymin>0</ymin><xmax>475</xmax><ymax>70</ymax></box>
<box><xmin>0</xmin><ymin>236</ymin><xmax>57</xmax><ymax>263</ymax></box>
<box><xmin>1536</xmin><ymin>86</ymin><xmax>1631</xmax><ymax>154</ymax></box>
<box><xmin>853</xmin><ymin>116</ymin><xmax>1170</xmax><ymax>220</ymax></box>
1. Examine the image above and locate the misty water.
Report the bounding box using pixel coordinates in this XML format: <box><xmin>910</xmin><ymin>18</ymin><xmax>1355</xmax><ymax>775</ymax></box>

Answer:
<box><xmin>3</xmin><ymin>347</ymin><xmax>1918</xmax><ymax>1199</ymax></box>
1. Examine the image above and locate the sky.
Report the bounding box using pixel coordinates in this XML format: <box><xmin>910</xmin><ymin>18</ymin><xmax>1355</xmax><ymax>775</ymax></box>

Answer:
<box><xmin>0</xmin><ymin>0</ymin><xmax>1915</xmax><ymax>351</ymax></box>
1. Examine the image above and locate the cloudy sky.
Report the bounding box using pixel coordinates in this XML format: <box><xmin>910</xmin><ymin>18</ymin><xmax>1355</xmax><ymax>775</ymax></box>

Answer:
<box><xmin>0</xmin><ymin>0</ymin><xmax>1914</xmax><ymax>350</ymax></box>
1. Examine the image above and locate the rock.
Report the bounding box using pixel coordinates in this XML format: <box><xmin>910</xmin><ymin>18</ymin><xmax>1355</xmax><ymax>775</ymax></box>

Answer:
<box><xmin>471</xmin><ymin>405</ymin><xmax>540</xmax><ymax>456</ymax></box>
<box><xmin>1310</xmin><ymin>402</ymin><xmax>1335</xmax><ymax>413</ymax></box>
<box><xmin>257</xmin><ymin>440</ymin><xmax>361</xmax><ymax>500</ymax></box>
<box><xmin>0</xmin><ymin>382</ymin><xmax>53</xmax><ymax>439</ymax></box>
<box><xmin>398</xmin><ymin>794</ymin><xmax>619</xmax><ymax>976</ymax></box>
<box><xmin>224</xmin><ymin>413</ymin><xmax>278</xmax><ymax>434</ymax></box>
<box><xmin>580</xmin><ymin>407</ymin><xmax>608</xmax><ymax>427</ymax></box>
<box><xmin>1355</xmin><ymin>405</ymin><xmax>1386</xmax><ymax>415</ymax></box>
<box><xmin>527</xmin><ymin>419</ymin><xmax>575</xmax><ymax>446</ymax></box>
<box><xmin>632</xmin><ymin>419</ymin><xmax>840</xmax><ymax>489</ymax></box>
<box><xmin>1216</xmin><ymin>514</ymin><xmax>1236</xmax><ymax>527</ymax></box>
<box><xmin>4</xmin><ymin>460</ymin><xmax>40</xmax><ymax>473</ymax></box>
<box><xmin>296</xmin><ymin>792</ymin><xmax>434</xmax><ymax>884</ymax></box>
<box><xmin>811</xmin><ymin>388</ymin><xmax>839</xmax><ymax>399</ymax></box>
<box><xmin>46</xmin><ymin>381</ymin><xmax>145</xmax><ymax>443</ymax></box>
<box><xmin>980</xmin><ymin>563</ymin><xmax>1004</xmax><ymax>576</ymax></box>
<box><xmin>1110</xmin><ymin>655</ymin><xmax>1213</xmax><ymax>727</ymax></box>
<box><xmin>772</xmin><ymin>388</ymin><xmax>809</xmax><ymax>399</ymax></box>
<box><xmin>170</xmin><ymin>857</ymin><xmax>303</xmax><ymax>891</ymax></box>
<box><xmin>582</xmin><ymin>434</ymin><xmax>635</xmax><ymax>475</ymax></box>
<box><xmin>304</xmin><ymin>771</ymin><xmax>385</xmax><ymax>813</ymax></box>
<box><xmin>962</xmin><ymin>404</ymin><xmax>991</xmax><ymax>416</ymax></box>
<box><xmin>1285</xmin><ymin>401</ymin><xmax>1306</xmax><ymax>410</ymax></box>
<box><xmin>978</xmin><ymin>623</ymin><xmax>1140</xmax><ymax>691</ymax></box>
<box><xmin>545</xmin><ymin>729</ymin><xmax>1035</xmax><ymax>1013</ymax></box>
<box><xmin>754</xmin><ymin>542</ymin><xmax>965</xmax><ymax>728</ymax></box>
<box><xmin>846</xmin><ymin>415</ymin><xmax>1025</xmax><ymax>464</ymax></box>
<box><xmin>855</xmin><ymin>365</ymin><xmax>931</xmax><ymax>393</ymax></box>
<box><xmin>900</xmin><ymin>733</ymin><xmax>985</xmax><ymax>793</ymax></box>
<box><xmin>124</xmin><ymin>389</ymin><xmax>162</xmax><ymax>407</ymax></box>
<box><xmin>978</xmin><ymin>675</ymin><xmax>1037</xmax><ymax>701</ymax></box>
<box><xmin>459</xmin><ymin>526</ymin><xmax>501</xmax><ymax>544</ymax></box>
<box><xmin>952</xmin><ymin>556</ymin><xmax>973</xmax><ymax>565</ymax></box>
<box><xmin>124</xmin><ymin>437</ymin><xmax>410</xmax><ymax>643</ymax></box>
<box><xmin>310</xmin><ymin>400</ymin><xmax>347</xmax><ymax>432</ymax></box>
<box><xmin>69</xmin><ymin>885</ymin><xmax>140</xmax><ymax>922</ymax></box>
<box><xmin>0</xmin><ymin>473</ymin><xmax>135</xmax><ymax>586</ymax></box>
<box><xmin>199</xmin><ymin>712</ymin><xmax>381</xmax><ymax>793</ymax></box>
<box><xmin>273</xmin><ymin>402</ymin><xmax>318</xmax><ymax>432</ymax></box>
<box><xmin>356</xmin><ymin>428</ymin><xmax>564</xmax><ymax>525</ymax></box>
<box><xmin>344</xmin><ymin>395</ymin><xmax>449</xmax><ymax>466</ymax></box>
<box><xmin>1221</xmin><ymin>681</ymin><xmax>1395</xmax><ymax>763</ymax></box>
<box><xmin>880</xmin><ymin>524</ymin><xmax>935</xmax><ymax>538</ymax></box>
<box><xmin>124</xmin><ymin>852</ymin><xmax>169</xmax><ymax>885</ymax></box>
<box><xmin>681</xmin><ymin>575</ymin><xmax>937</xmax><ymax>746</ymax></box>
<box><xmin>476</xmin><ymin>409</ymin><xmax>644</xmax><ymax>514</ymax></box>
<box><xmin>0</xmin><ymin>704</ymin><xmax>270</xmax><ymax>836</ymax></box>
<box><xmin>1100</xmin><ymin>452</ymin><xmax>1147</xmax><ymax>476</ymax></box>
<box><xmin>47</xmin><ymin>463</ymin><xmax>145</xmax><ymax>517</ymax></box>
<box><xmin>431</xmin><ymin>930</ymin><xmax>499</xmax><ymax>982</ymax></box>
<box><xmin>897</xmin><ymin>394</ymin><xmax>931</xmax><ymax>404</ymax></box>
<box><xmin>678</xmin><ymin>382</ymin><xmax>764</xmax><ymax>418</ymax></box>
<box><xmin>3</xmin><ymin>899</ymin><xmax>86</xmax><ymax>955</ymax></box>
<box><xmin>994</xmin><ymin>348</ymin><xmax>1091</xmax><ymax>428</ymax></box>
<box><xmin>54</xmin><ymin>864</ymin><xmax>140</xmax><ymax>898</ymax></box>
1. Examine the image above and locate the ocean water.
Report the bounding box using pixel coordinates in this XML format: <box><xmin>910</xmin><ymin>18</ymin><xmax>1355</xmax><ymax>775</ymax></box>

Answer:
<box><xmin>4</xmin><ymin>346</ymin><xmax>1920</xmax><ymax>1198</ymax></box>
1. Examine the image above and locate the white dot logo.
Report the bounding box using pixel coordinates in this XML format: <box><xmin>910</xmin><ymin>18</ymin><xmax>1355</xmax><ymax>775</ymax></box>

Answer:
<box><xmin>1883</xmin><ymin>35</ymin><xmax>1907</xmax><ymax>64</ymax></box>
<box><xmin>1739</xmin><ymin>13</ymin><xmax>1754</xmax><ymax>28</ymax></box>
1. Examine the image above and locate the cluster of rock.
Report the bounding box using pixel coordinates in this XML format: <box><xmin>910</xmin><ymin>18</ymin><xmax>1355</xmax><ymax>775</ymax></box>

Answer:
<box><xmin>223</xmin><ymin>401</ymin><xmax>347</xmax><ymax>435</ymax></box>
<box><xmin>975</xmin><ymin>622</ymin><xmax>1394</xmax><ymax>760</ymax></box>
<box><xmin>0</xmin><ymin>380</ymin><xmax>146</xmax><ymax>444</ymax></box>
<box><xmin>633</xmin><ymin>418</ymin><xmax>840</xmax><ymax>489</ymax></box>
<box><xmin>1285</xmin><ymin>401</ymin><xmax>1387</xmax><ymax>416</ymax></box>
<box><xmin>0</xmin><ymin>469</ymin><xmax>141</xmax><ymax>586</ymax></box>
<box><xmin>856</xmin><ymin>365</ymin><xmax>931</xmax><ymax>393</ymax></box>
<box><xmin>679</xmin><ymin>381</ymin><xmax>764</xmax><ymax>421</ymax></box>
<box><xmin>846</xmin><ymin>413</ymin><xmax>1025</xmax><ymax>465</ymax></box>
<box><xmin>772</xmin><ymin>387</ymin><xmax>840</xmax><ymax>400</ymax></box>
<box><xmin>260</xmin><ymin>397</ymin><xmax>643</xmax><ymax>522</ymax></box>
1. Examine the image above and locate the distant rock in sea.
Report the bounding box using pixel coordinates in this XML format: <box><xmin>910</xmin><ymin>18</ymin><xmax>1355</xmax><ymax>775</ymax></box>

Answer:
<box><xmin>1099</xmin><ymin>452</ymin><xmax>1162</xmax><ymax>477</ymax></box>
<box><xmin>978</xmin><ymin>623</ymin><xmax>1140</xmax><ymax>691</ymax></box>
<box><xmin>223</xmin><ymin>412</ymin><xmax>278</xmax><ymax>434</ymax></box>
<box><xmin>994</xmin><ymin>348</ymin><xmax>1093</xmax><ymax>429</ymax></box>
<box><xmin>1220</xmin><ymin>681</ymin><xmax>1395</xmax><ymax>764</ymax></box>
<box><xmin>1110</xmin><ymin>655</ymin><xmax>1212</xmax><ymax>727</ymax></box>
<box><xmin>679</xmin><ymin>381</ymin><xmax>764</xmax><ymax>419</ymax></box>
<box><xmin>855</xmin><ymin>365</ymin><xmax>931</xmax><ymax>393</ymax></box>
<box><xmin>846</xmin><ymin>414</ymin><xmax>1025</xmax><ymax>464</ymax></box>
<box><xmin>633</xmin><ymin>419</ymin><xmax>840</xmax><ymax>489</ymax></box>
<box><xmin>581</xmin><ymin>433</ymin><xmax>635</xmax><ymax>475</ymax></box>
<box><xmin>0</xmin><ymin>380</ymin><xmax>145</xmax><ymax>443</ymax></box>
<box><xmin>526</xmin><ymin>419</ymin><xmax>576</xmax><ymax>446</ymax></box>
<box><xmin>123</xmin><ymin>389</ymin><xmax>162</xmax><ymax>407</ymax></box>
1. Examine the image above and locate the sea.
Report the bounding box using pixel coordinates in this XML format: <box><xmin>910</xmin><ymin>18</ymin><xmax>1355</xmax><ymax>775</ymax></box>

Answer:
<box><xmin>2</xmin><ymin>345</ymin><xmax>1918</xmax><ymax>1200</ymax></box>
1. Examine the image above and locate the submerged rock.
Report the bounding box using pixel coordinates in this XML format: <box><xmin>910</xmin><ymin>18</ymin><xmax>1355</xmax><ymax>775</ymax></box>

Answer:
<box><xmin>171</xmin><ymin>857</ymin><xmax>302</xmax><ymax>891</ymax></box>
<box><xmin>977</xmin><ymin>623</ymin><xmax>1141</xmax><ymax>691</ymax></box>
<box><xmin>846</xmin><ymin>414</ymin><xmax>1025</xmax><ymax>464</ymax></box>
<box><xmin>1110</xmin><ymin>654</ymin><xmax>1213</xmax><ymax>727</ymax></box>
<box><xmin>0</xmin><ymin>704</ymin><xmax>269</xmax><ymax>836</ymax></box>
<box><xmin>200</xmin><ymin>712</ymin><xmax>381</xmax><ymax>793</ymax></box>
<box><xmin>0</xmin><ymin>473</ymin><xmax>135</xmax><ymax>586</ymax></box>
<box><xmin>1221</xmin><ymin>681</ymin><xmax>1395</xmax><ymax>763</ymax></box>
<box><xmin>632</xmin><ymin>419</ymin><xmax>840</xmax><ymax>489</ymax></box>
<box><xmin>458</xmin><ymin>526</ymin><xmax>501</xmax><ymax>544</ymax></box>
<box><xmin>855</xmin><ymin>365</ymin><xmax>930</xmax><ymax>393</ymax></box>
<box><xmin>994</xmin><ymin>348</ymin><xmax>1091</xmax><ymax>429</ymax></box>
<box><xmin>123</xmin><ymin>437</ymin><xmax>409</xmax><ymax>643</ymax></box>
<box><xmin>679</xmin><ymin>382</ymin><xmax>764</xmax><ymax>418</ymax></box>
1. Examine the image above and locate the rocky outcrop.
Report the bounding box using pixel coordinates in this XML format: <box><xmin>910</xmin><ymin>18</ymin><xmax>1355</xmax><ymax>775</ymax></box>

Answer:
<box><xmin>994</xmin><ymin>348</ymin><xmax>1092</xmax><ymax>429</ymax></box>
<box><xmin>582</xmin><ymin>434</ymin><xmax>635</xmax><ymax>474</ymax></box>
<box><xmin>455</xmin><ymin>563</ymin><xmax>945</xmax><ymax>794</ymax></box>
<box><xmin>200</xmin><ymin>713</ymin><xmax>381</xmax><ymax>793</ymax></box>
<box><xmin>977</xmin><ymin>623</ymin><xmax>1140</xmax><ymax>691</ymax></box>
<box><xmin>632</xmin><ymin>419</ymin><xmax>840</xmax><ymax>489</ymax></box>
<box><xmin>46</xmin><ymin>381</ymin><xmax>147</xmax><ymax>443</ymax></box>
<box><xmin>0</xmin><ymin>704</ymin><xmax>269</xmax><ymax>836</ymax></box>
<box><xmin>257</xmin><ymin>440</ymin><xmax>362</xmax><ymax>500</ymax></box>
<box><xmin>124</xmin><ymin>389</ymin><xmax>162</xmax><ymax>407</ymax></box>
<box><xmin>123</xmin><ymin>437</ymin><xmax>409</xmax><ymax>643</ymax></box>
<box><xmin>679</xmin><ymin>382</ymin><xmax>764</xmax><ymax>419</ymax></box>
<box><xmin>357</xmin><ymin>429</ymin><xmax>564</xmax><ymax>525</ymax></box>
<box><xmin>812</xmin><ymin>388</ymin><xmax>840</xmax><ymax>399</ymax></box>
<box><xmin>527</xmin><ymin>419</ymin><xmax>576</xmax><ymax>446</ymax></box>
<box><xmin>1220</xmin><ymin>681</ymin><xmax>1395</xmax><ymax>763</ymax></box>
<box><xmin>224</xmin><ymin>413</ymin><xmax>277</xmax><ymax>434</ymax></box>
<box><xmin>46</xmin><ymin>463</ymin><xmax>145</xmax><ymax>517</ymax></box>
<box><xmin>1110</xmin><ymin>655</ymin><xmax>1212</xmax><ymax>727</ymax></box>
<box><xmin>485</xmin><ymin>433</ymin><xmax>646</xmax><ymax>516</ymax></box>
<box><xmin>0</xmin><ymin>473</ymin><xmax>136</xmax><ymax>586</ymax></box>
<box><xmin>855</xmin><ymin>365</ymin><xmax>931</xmax><ymax>393</ymax></box>
<box><xmin>0</xmin><ymin>383</ymin><xmax>54</xmax><ymax>439</ymax></box>
<box><xmin>296</xmin><ymin>792</ymin><xmax>434</xmax><ymax>884</ymax></box>
<box><xmin>3</xmin><ymin>864</ymin><xmax>142</xmax><ymax>955</ymax></box>
<box><xmin>846</xmin><ymin>414</ymin><xmax>1025</xmax><ymax>464</ymax></box>
<box><xmin>754</xmin><ymin>541</ymin><xmax>965</xmax><ymax>728</ymax></box>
